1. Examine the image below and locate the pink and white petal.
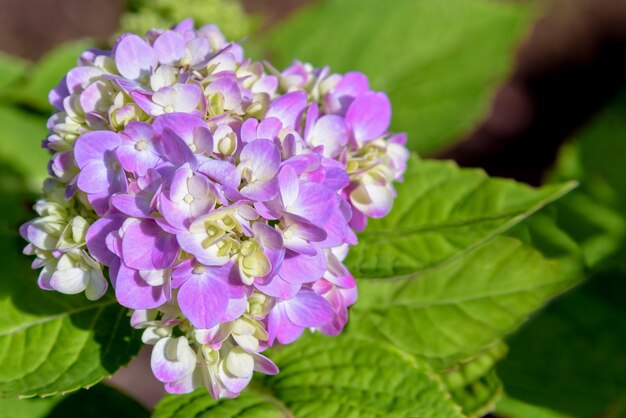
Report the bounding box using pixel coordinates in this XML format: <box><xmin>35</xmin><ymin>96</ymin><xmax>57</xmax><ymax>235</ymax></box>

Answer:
<box><xmin>151</xmin><ymin>337</ymin><xmax>197</xmax><ymax>383</ymax></box>
<box><xmin>350</xmin><ymin>183</ymin><xmax>394</xmax><ymax>218</ymax></box>
<box><xmin>278</xmin><ymin>165</ymin><xmax>299</xmax><ymax>208</ymax></box>
<box><xmin>165</xmin><ymin>368</ymin><xmax>202</xmax><ymax>394</ymax></box>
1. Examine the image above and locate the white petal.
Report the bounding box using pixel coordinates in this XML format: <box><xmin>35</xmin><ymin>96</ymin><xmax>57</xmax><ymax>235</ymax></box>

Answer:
<box><xmin>224</xmin><ymin>346</ymin><xmax>254</xmax><ymax>379</ymax></box>
<box><xmin>85</xmin><ymin>269</ymin><xmax>108</xmax><ymax>300</ymax></box>
<box><xmin>50</xmin><ymin>268</ymin><xmax>89</xmax><ymax>295</ymax></box>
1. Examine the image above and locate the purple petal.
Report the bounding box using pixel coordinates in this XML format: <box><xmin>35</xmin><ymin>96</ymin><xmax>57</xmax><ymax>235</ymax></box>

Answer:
<box><xmin>325</xmin><ymin>71</ymin><xmax>369</xmax><ymax>114</ymax></box>
<box><xmin>257</xmin><ymin>117</ymin><xmax>282</xmax><ymax>140</ymax></box>
<box><xmin>267</xmin><ymin>305</ymin><xmax>304</xmax><ymax>345</ymax></box>
<box><xmin>74</xmin><ymin>131</ymin><xmax>122</xmax><ymax>168</ymax></box>
<box><xmin>253</xmin><ymin>353</ymin><xmax>279</xmax><ymax>375</ymax></box>
<box><xmin>308</xmin><ymin>115</ymin><xmax>351</xmax><ymax>158</ymax></box>
<box><xmin>288</xmin><ymin>183</ymin><xmax>338</xmax><ymax>225</ymax></box>
<box><xmin>346</xmin><ymin>91</ymin><xmax>391</xmax><ymax>142</ymax></box>
<box><xmin>161</xmin><ymin>127</ymin><xmax>198</xmax><ymax>168</ymax></box>
<box><xmin>66</xmin><ymin>67</ymin><xmax>104</xmax><ymax>93</ymax></box>
<box><xmin>114</xmin><ymin>34</ymin><xmax>158</xmax><ymax>81</ymax></box>
<box><xmin>49</xmin><ymin>76</ymin><xmax>69</xmax><ymax>110</ymax></box>
<box><xmin>205</xmin><ymin>77</ymin><xmax>242</xmax><ymax>110</ymax></box>
<box><xmin>153</xmin><ymin>113</ymin><xmax>206</xmax><ymax>147</ymax></box>
<box><xmin>178</xmin><ymin>273</ymin><xmax>228</xmax><ymax>329</ymax></box>
<box><xmin>239</xmin><ymin>139</ymin><xmax>280</xmax><ymax>180</ymax></box>
<box><xmin>255</xmin><ymin>274</ymin><xmax>300</xmax><ymax>299</ymax></box>
<box><xmin>122</xmin><ymin>219</ymin><xmax>178</xmax><ymax>270</ymax></box>
<box><xmin>198</xmin><ymin>158</ymin><xmax>240</xmax><ymax>188</ymax></box>
<box><xmin>265</xmin><ymin>90</ymin><xmax>307</xmax><ymax>129</ymax></box>
<box><xmin>114</xmin><ymin>263</ymin><xmax>167</xmax><ymax>309</ymax></box>
<box><xmin>278</xmin><ymin>165</ymin><xmax>299</xmax><ymax>208</ymax></box>
<box><xmin>284</xmin><ymin>289</ymin><xmax>334</xmax><ymax>328</ymax></box>
<box><xmin>86</xmin><ymin>215</ymin><xmax>124</xmax><ymax>266</ymax></box>
<box><xmin>279</xmin><ymin>250</ymin><xmax>326</xmax><ymax>284</ymax></box>
<box><xmin>239</xmin><ymin>178</ymin><xmax>279</xmax><ymax>201</ymax></box>
<box><xmin>153</xmin><ymin>30</ymin><xmax>186</xmax><ymax>65</ymax></box>
<box><xmin>77</xmin><ymin>162</ymin><xmax>110</xmax><ymax>194</ymax></box>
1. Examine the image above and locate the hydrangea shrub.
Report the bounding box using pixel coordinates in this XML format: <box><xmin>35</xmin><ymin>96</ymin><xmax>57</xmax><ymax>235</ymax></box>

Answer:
<box><xmin>19</xmin><ymin>19</ymin><xmax>408</xmax><ymax>399</ymax></box>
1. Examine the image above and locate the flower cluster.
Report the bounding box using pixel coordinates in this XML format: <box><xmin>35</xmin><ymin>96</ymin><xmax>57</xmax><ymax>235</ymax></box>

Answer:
<box><xmin>20</xmin><ymin>20</ymin><xmax>408</xmax><ymax>398</ymax></box>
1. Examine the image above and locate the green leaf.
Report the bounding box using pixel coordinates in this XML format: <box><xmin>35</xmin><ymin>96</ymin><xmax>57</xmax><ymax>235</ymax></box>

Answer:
<box><xmin>16</xmin><ymin>40</ymin><xmax>92</xmax><ymax>113</ymax></box>
<box><xmin>0</xmin><ymin>168</ymin><xmax>141</xmax><ymax>398</ymax></box>
<box><xmin>497</xmin><ymin>269</ymin><xmax>626</xmax><ymax>417</ymax></box>
<box><xmin>252</xmin><ymin>0</ymin><xmax>537</xmax><ymax>154</ymax></box>
<box><xmin>349</xmin><ymin>213</ymin><xmax>583</xmax><ymax>366</ymax></box>
<box><xmin>153</xmin><ymin>334</ymin><xmax>465</xmax><ymax>418</ymax></box>
<box><xmin>0</xmin><ymin>53</ymin><xmax>28</xmax><ymax>96</ymax></box>
<box><xmin>439</xmin><ymin>342</ymin><xmax>507</xmax><ymax>418</ymax></box>
<box><xmin>345</xmin><ymin>156</ymin><xmax>576</xmax><ymax>280</ymax></box>
<box><xmin>0</xmin><ymin>105</ymin><xmax>50</xmax><ymax>189</ymax></box>
<box><xmin>0</xmin><ymin>383</ymin><xmax>149</xmax><ymax>418</ymax></box>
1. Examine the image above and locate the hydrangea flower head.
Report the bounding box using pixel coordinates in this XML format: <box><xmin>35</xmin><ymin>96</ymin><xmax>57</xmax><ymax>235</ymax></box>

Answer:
<box><xmin>21</xmin><ymin>19</ymin><xmax>408</xmax><ymax>398</ymax></box>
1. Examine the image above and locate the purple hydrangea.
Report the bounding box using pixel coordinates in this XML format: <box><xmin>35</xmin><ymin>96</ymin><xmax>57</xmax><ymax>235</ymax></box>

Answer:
<box><xmin>20</xmin><ymin>19</ymin><xmax>409</xmax><ymax>399</ymax></box>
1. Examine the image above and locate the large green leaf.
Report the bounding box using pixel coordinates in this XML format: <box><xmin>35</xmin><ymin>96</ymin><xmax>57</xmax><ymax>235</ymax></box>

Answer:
<box><xmin>252</xmin><ymin>0</ymin><xmax>537</xmax><ymax>154</ymax></box>
<box><xmin>439</xmin><ymin>342</ymin><xmax>507</xmax><ymax>418</ymax></box>
<box><xmin>0</xmin><ymin>105</ymin><xmax>49</xmax><ymax>189</ymax></box>
<box><xmin>497</xmin><ymin>269</ymin><xmax>626</xmax><ymax>417</ymax></box>
<box><xmin>0</xmin><ymin>384</ymin><xmax>149</xmax><ymax>418</ymax></box>
<box><xmin>350</xmin><ymin>232</ymin><xmax>582</xmax><ymax>366</ymax></box>
<box><xmin>345</xmin><ymin>156</ymin><xmax>576</xmax><ymax>279</ymax></box>
<box><xmin>0</xmin><ymin>168</ymin><xmax>141</xmax><ymax>398</ymax></box>
<box><xmin>153</xmin><ymin>334</ymin><xmax>465</xmax><ymax>418</ymax></box>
